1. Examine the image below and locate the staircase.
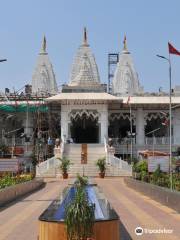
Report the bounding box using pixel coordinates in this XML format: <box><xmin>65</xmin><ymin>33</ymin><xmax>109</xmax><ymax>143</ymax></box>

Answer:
<box><xmin>36</xmin><ymin>143</ymin><xmax>132</xmax><ymax>177</ymax></box>
<box><xmin>63</xmin><ymin>144</ymin><xmax>105</xmax><ymax>177</ymax></box>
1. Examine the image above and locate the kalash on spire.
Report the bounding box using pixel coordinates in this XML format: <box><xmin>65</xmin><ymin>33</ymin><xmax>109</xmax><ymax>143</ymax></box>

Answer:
<box><xmin>82</xmin><ymin>27</ymin><xmax>89</xmax><ymax>47</ymax></box>
<box><xmin>122</xmin><ymin>35</ymin><xmax>130</xmax><ymax>54</ymax></box>
<box><xmin>40</xmin><ymin>35</ymin><xmax>47</xmax><ymax>55</ymax></box>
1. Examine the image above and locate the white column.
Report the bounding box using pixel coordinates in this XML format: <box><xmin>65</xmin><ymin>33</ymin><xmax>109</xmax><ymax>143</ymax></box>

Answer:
<box><xmin>61</xmin><ymin>105</ymin><xmax>69</xmax><ymax>141</ymax></box>
<box><xmin>99</xmin><ymin>105</ymin><xmax>108</xmax><ymax>143</ymax></box>
<box><xmin>136</xmin><ymin>108</ymin><xmax>145</xmax><ymax>145</ymax></box>
<box><xmin>173</xmin><ymin>109</ymin><xmax>180</xmax><ymax>144</ymax></box>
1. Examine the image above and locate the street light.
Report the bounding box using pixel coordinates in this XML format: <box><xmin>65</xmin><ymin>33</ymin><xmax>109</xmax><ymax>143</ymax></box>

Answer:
<box><xmin>0</xmin><ymin>59</ymin><xmax>7</xmax><ymax>62</ymax></box>
<box><xmin>156</xmin><ymin>54</ymin><xmax>173</xmax><ymax>191</ymax></box>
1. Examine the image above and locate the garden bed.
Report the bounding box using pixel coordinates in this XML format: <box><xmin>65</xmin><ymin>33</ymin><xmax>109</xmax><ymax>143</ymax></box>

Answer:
<box><xmin>0</xmin><ymin>177</ymin><xmax>44</xmax><ymax>207</ymax></box>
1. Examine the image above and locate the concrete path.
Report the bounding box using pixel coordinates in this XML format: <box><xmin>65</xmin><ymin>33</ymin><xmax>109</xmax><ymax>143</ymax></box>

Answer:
<box><xmin>95</xmin><ymin>178</ymin><xmax>180</xmax><ymax>240</ymax></box>
<box><xmin>0</xmin><ymin>177</ymin><xmax>179</xmax><ymax>240</ymax></box>
<box><xmin>0</xmin><ymin>179</ymin><xmax>69</xmax><ymax>240</ymax></box>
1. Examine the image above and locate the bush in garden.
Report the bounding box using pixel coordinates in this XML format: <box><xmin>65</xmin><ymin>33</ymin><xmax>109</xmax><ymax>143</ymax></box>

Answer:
<box><xmin>0</xmin><ymin>174</ymin><xmax>33</xmax><ymax>189</ymax></box>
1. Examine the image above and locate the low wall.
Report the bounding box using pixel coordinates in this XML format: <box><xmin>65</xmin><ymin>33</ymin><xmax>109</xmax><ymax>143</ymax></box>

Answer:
<box><xmin>0</xmin><ymin>178</ymin><xmax>45</xmax><ymax>207</ymax></box>
<box><xmin>124</xmin><ymin>177</ymin><xmax>180</xmax><ymax>213</ymax></box>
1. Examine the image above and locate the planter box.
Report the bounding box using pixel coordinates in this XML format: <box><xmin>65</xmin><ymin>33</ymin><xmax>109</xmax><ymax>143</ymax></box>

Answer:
<box><xmin>124</xmin><ymin>177</ymin><xmax>180</xmax><ymax>213</ymax></box>
<box><xmin>0</xmin><ymin>178</ymin><xmax>45</xmax><ymax>207</ymax></box>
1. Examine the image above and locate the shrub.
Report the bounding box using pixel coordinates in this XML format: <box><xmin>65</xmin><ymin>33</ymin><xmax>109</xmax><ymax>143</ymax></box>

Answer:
<box><xmin>65</xmin><ymin>175</ymin><xmax>95</xmax><ymax>240</ymax></box>
<box><xmin>0</xmin><ymin>174</ymin><xmax>33</xmax><ymax>189</ymax></box>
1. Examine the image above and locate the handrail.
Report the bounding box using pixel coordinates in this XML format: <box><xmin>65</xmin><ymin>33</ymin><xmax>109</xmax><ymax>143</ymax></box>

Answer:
<box><xmin>110</xmin><ymin>155</ymin><xmax>132</xmax><ymax>173</ymax></box>
<box><xmin>36</xmin><ymin>156</ymin><xmax>60</xmax><ymax>176</ymax></box>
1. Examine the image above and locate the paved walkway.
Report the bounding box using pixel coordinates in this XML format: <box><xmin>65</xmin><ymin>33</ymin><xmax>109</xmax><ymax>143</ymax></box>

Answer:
<box><xmin>0</xmin><ymin>178</ymin><xmax>179</xmax><ymax>240</ymax></box>
<box><xmin>95</xmin><ymin>178</ymin><xmax>180</xmax><ymax>240</ymax></box>
<box><xmin>0</xmin><ymin>179</ymin><xmax>69</xmax><ymax>240</ymax></box>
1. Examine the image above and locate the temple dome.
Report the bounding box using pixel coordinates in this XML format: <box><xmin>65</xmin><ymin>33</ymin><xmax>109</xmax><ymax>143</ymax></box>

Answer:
<box><xmin>69</xmin><ymin>28</ymin><xmax>100</xmax><ymax>87</ymax></box>
<box><xmin>112</xmin><ymin>36</ymin><xmax>143</xmax><ymax>96</ymax></box>
<box><xmin>32</xmin><ymin>36</ymin><xmax>58</xmax><ymax>95</ymax></box>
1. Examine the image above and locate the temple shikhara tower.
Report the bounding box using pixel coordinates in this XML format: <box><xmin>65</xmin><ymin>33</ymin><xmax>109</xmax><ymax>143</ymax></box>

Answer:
<box><xmin>1</xmin><ymin>29</ymin><xmax>180</xmax><ymax>177</ymax></box>
<box><xmin>112</xmin><ymin>36</ymin><xmax>143</xmax><ymax>96</ymax></box>
<box><xmin>32</xmin><ymin>36</ymin><xmax>58</xmax><ymax>95</ymax></box>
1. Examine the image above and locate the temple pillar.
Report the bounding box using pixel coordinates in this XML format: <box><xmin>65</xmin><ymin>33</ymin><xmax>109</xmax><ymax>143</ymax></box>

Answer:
<box><xmin>61</xmin><ymin>105</ymin><xmax>69</xmax><ymax>142</ymax></box>
<box><xmin>99</xmin><ymin>105</ymin><xmax>108</xmax><ymax>143</ymax></box>
<box><xmin>136</xmin><ymin>108</ymin><xmax>145</xmax><ymax>145</ymax></box>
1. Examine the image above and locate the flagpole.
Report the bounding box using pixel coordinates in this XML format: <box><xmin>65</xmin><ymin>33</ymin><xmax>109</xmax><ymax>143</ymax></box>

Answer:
<box><xmin>156</xmin><ymin>53</ymin><xmax>173</xmax><ymax>191</ymax></box>
<box><xmin>168</xmin><ymin>53</ymin><xmax>173</xmax><ymax>191</ymax></box>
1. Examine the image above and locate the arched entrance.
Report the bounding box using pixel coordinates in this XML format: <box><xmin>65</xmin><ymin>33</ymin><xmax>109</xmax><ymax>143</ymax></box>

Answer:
<box><xmin>70</xmin><ymin>110</ymin><xmax>99</xmax><ymax>143</ymax></box>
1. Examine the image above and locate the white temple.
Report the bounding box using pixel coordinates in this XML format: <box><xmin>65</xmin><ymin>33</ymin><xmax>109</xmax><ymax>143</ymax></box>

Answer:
<box><xmin>1</xmin><ymin>29</ymin><xmax>180</xmax><ymax>176</ymax></box>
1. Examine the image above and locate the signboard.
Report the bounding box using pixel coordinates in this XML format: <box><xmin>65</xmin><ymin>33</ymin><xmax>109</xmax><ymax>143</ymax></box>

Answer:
<box><xmin>0</xmin><ymin>159</ymin><xmax>19</xmax><ymax>172</ymax></box>
<box><xmin>148</xmin><ymin>156</ymin><xmax>169</xmax><ymax>173</ymax></box>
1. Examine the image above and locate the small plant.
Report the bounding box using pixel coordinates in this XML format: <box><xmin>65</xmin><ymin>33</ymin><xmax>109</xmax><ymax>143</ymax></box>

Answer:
<box><xmin>96</xmin><ymin>157</ymin><xmax>106</xmax><ymax>178</ymax></box>
<box><xmin>65</xmin><ymin>175</ymin><xmax>95</xmax><ymax>240</ymax></box>
<box><xmin>58</xmin><ymin>157</ymin><xmax>71</xmax><ymax>179</ymax></box>
<box><xmin>75</xmin><ymin>174</ymin><xmax>88</xmax><ymax>187</ymax></box>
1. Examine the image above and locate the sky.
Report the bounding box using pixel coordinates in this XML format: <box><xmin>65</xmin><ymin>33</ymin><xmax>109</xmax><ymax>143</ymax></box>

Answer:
<box><xmin>0</xmin><ymin>0</ymin><xmax>180</xmax><ymax>93</ymax></box>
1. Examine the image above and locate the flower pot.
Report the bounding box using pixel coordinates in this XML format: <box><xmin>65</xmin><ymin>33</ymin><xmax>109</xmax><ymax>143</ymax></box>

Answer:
<box><xmin>62</xmin><ymin>173</ymin><xmax>68</xmax><ymax>179</ymax></box>
<box><xmin>99</xmin><ymin>172</ymin><xmax>105</xmax><ymax>178</ymax></box>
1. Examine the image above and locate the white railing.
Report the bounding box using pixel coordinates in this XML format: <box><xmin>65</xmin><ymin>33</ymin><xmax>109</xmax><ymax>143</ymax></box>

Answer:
<box><xmin>145</xmin><ymin>137</ymin><xmax>174</xmax><ymax>145</ymax></box>
<box><xmin>36</xmin><ymin>156</ymin><xmax>60</xmax><ymax>176</ymax></box>
<box><xmin>111</xmin><ymin>137</ymin><xmax>136</xmax><ymax>146</ymax></box>
<box><xmin>109</xmin><ymin>155</ymin><xmax>132</xmax><ymax>173</ymax></box>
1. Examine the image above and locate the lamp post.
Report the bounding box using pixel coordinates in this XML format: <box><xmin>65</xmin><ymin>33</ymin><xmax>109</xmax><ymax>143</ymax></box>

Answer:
<box><xmin>156</xmin><ymin>54</ymin><xmax>173</xmax><ymax>191</ymax></box>
<box><xmin>0</xmin><ymin>59</ymin><xmax>7</xmax><ymax>62</ymax></box>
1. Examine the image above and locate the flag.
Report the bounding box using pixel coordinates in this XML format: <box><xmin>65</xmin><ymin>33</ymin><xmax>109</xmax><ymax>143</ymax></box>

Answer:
<box><xmin>162</xmin><ymin>118</ymin><xmax>169</xmax><ymax>126</ymax></box>
<box><xmin>168</xmin><ymin>42</ymin><xmax>180</xmax><ymax>56</ymax></box>
<box><xmin>127</xmin><ymin>96</ymin><xmax>131</xmax><ymax>105</ymax></box>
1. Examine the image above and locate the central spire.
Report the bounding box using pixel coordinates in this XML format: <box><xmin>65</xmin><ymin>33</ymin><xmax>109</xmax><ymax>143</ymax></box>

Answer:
<box><xmin>40</xmin><ymin>35</ymin><xmax>47</xmax><ymax>54</ymax></box>
<box><xmin>82</xmin><ymin>27</ymin><xmax>89</xmax><ymax>46</ymax></box>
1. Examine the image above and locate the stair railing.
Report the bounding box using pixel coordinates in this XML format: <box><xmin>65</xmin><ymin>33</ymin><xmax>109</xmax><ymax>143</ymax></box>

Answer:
<box><xmin>108</xmin><ymin>153</ymin><xmax>132</xmax><ymax>174</ymax></box>
<box><xmin>36</xmin><ymin>156</ymin><xmax>59</xmax><ymax>176</ymax></box>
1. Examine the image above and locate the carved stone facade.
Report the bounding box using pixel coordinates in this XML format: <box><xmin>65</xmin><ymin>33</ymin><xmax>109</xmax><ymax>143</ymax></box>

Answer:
<box><xmin>61</xmin><ymin>103</ymin><xmax>108</xmax><ymax>143</ymax></box>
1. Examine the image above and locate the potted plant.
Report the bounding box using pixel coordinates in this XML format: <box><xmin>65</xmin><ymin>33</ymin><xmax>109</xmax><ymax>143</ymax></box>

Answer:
<box><xmin>65</xmin><ymin>175</ymin><xmax>95</xmax><ymax>240</ymax></box>
<box><xmin>96</xmin><ymin>157</ymin><xmax>106</xmax><ymax>178</ymax></box>
<box><xmin>59</xmin><ymin>157</ymin><xmax>71</xmax><ymax>179</ymax></box>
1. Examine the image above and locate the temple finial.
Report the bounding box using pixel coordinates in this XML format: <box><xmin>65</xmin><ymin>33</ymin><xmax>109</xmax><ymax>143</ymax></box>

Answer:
<box><xmin>123</xmin><ymin>35</ymin><xmax>128</xmax><ymax>51</ymax></box>
<box><xmin>40</xmin><ymin>35</ymin><xmax>47</xmax><ymax>54</ymax></box>
<box><xmin>83</xmin><ymin>27</ymin><xmax>88</xmax><ymax>46</ymax></box>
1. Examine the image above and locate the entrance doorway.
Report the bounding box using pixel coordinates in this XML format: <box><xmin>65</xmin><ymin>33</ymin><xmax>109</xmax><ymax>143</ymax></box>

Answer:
<box><xmin>70</xmin><ymin>113</ymin><xmax>99</xmax><ymax>143</ymax></box>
